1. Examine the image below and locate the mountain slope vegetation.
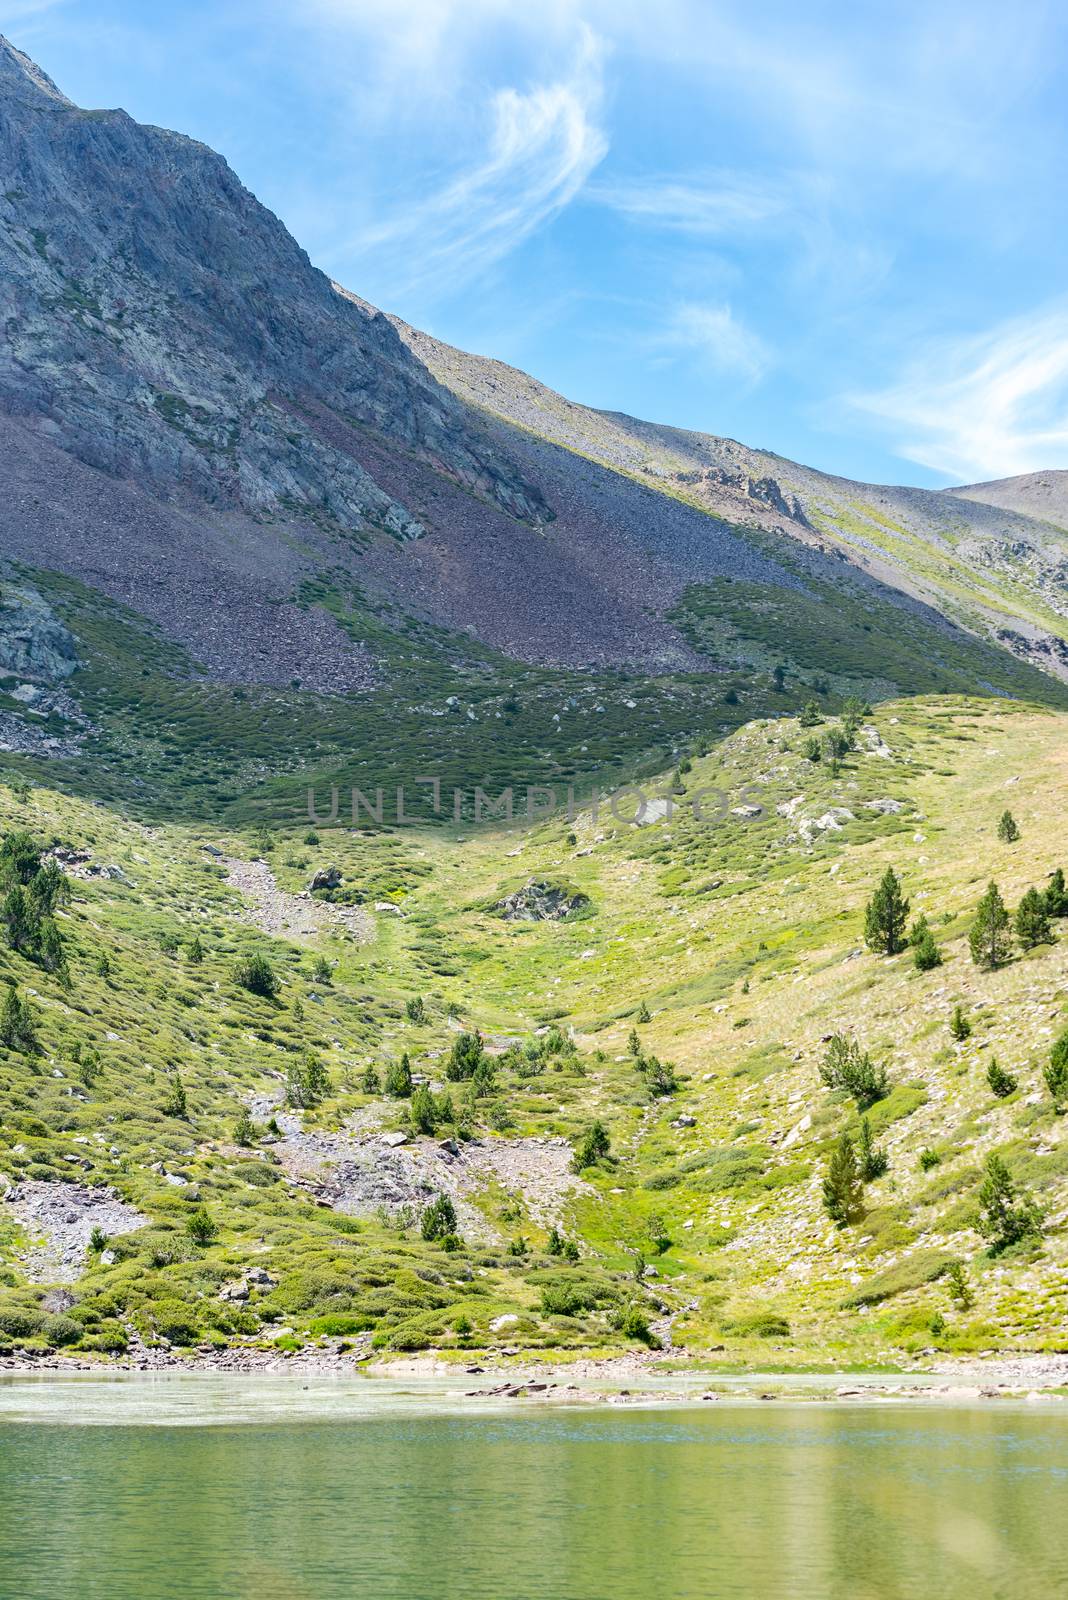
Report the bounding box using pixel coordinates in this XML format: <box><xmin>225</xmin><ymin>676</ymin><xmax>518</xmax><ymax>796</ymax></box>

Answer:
<box><xmin>1</xmin><ymin>37</ymin><xmax>1067</xmax><ymax>1374</ymax></box>
<box><xmin>2</xmin><ymin>697</ymin><xmax>1067</xmax><ymax>1365</ymax></box>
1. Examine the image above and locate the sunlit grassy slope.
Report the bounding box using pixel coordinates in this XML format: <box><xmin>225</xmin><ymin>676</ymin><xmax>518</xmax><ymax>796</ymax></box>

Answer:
<box><xmin>1</xmin><ymin>695</ymin><xmax>1067</xmax><ymax>1365</ymax></box>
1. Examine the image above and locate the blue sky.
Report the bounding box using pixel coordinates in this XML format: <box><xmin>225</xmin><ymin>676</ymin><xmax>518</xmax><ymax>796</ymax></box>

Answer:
<box><xmin>5</xmin><ymin>0</ymin><xmax>1068</xmax><ymax>487</ymax></box>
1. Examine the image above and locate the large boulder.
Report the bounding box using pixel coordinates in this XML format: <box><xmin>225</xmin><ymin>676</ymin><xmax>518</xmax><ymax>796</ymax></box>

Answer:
<box><xmin>497</xmin><ymin>878</ymin><xmax>590</xmax><ymax>922</ymax></box>
<box><xmin>309</xmin><ymin>866</ymin><xmax>342</xmax><ymax>892</ymax></box>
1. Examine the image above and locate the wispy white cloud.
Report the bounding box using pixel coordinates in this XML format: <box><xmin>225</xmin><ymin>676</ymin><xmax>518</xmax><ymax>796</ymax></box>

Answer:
<box><xmin>849</xmin><ymin>303</ymin><xmax>1068</xmax><ymax>482</ymax></box>
<box><xmin>343</xmin><ymin>27</ymin><xmax>606</xmax><ymax>295</ymax></box>
<box><xmin>591</xmin><ymin>173</ymin><xmax>785</xmax><ymax>235</ymax></box>
<box><xmin>654</xmin><ymin>301</ymin><xmax>771</xmax><ymax>385</ymax></box>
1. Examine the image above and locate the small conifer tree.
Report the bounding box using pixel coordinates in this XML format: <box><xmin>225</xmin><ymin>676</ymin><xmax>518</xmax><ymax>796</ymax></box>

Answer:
<box><xmin>977</xmin><ymin>1154</ymin><xmax>1041</xmax><ymax>1252</ymax></box>
<box><xmin>385</xmin><ymin>1053</ymin><xmax>413</xmax><ymax>1097</ymax></box>
<box><xmin>1015</xmin><ymin>888</ymin><xmax>1052</xmax><ymax>950</ymax></box>
<box><xmin>1044</xmin><ymin>868</ymin><xmax>1068</xmax><ymax>918</ymax></box>
<box><xmin>234</xmin><ymin>1107</ymin><xmax>257</xmax><ymax>1146</ymax></box>
<box><xmin>950</xmin><ymin>1003</ymin><xmax>971</xmax><ymax>1042</ymax></box>
<box><xmin>1044</xmin><ymin>1029</ymin><xmax>1068</xmax><ymax>1110</ymax></box>
<box><xmin>909</xmin><ymin>914</ymin><xmax>942</xmax><ymax>970</ymax></box>
<box><xmin>858</xmin><ymin>1118</ymin><xmax>888</xmax><ymax>1181</ymax></box>
<box><xmin>864</xmin><ymin>867</ymin><xmax>910</xmax><ymax>955</ymax></box>
<box><xmin>823</xmin><ymin>1133</ymin><xmax>864</xmax><ymax>1226</ymax></box>
<box><xmin>163</xmin><ymin>1073</ymin><xmax>188</xmax><ymax>1118</ymax></box>
<box><xmin>996</xmin><ymin>810</ymin><xmax>1020</xmax><ymax>843</ymax></box>
<box><xmin>986</xmin><ymin>1057</ymin><xmax>1016</xmax><ymax>1098</ymax></box>
<box><xmin>969</xmin><ymin>882</ymin><xmax>1011</xmax><ymax>969</ymax></box>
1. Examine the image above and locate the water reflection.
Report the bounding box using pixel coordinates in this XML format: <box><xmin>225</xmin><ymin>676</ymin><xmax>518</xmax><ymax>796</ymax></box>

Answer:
<box><xmin>1</xmin><ymin>1405</ymin><xmax>1066</xmax><ymax>1599</ymax></box>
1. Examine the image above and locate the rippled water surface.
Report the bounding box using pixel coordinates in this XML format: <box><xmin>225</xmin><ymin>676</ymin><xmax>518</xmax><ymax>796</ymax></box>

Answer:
<box><xmin>1</xmin><ymin>1379</ymin><xmax>1066</xmax><ymax>1598</ymax></box>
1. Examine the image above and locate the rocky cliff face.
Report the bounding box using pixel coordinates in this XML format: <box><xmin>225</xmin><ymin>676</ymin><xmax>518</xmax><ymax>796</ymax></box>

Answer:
<box><xmin>0</xmin><ymin>36</ymin><xmax>546</xmax><ymax>538</ymax></box>
<box><xmin>0</xmin><ymin>34</ymin><xmax>1064</xmax><ymax>698</ymax></box>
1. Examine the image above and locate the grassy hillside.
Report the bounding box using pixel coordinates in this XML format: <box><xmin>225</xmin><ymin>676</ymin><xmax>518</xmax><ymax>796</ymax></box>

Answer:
<box><xmin>5</xmin><ymin>558</ymin><xmax>1065</xmax><ymax>829</ymax></box>
<box><xmin>2</xmin><ymin>694</ymin><xmax>1067</xmax><ymax>1367</ymax></box>
<box><xmin>396</xmin><ymin>320</ymin><xmax>1068</xmax><ymax>671</ymax></box>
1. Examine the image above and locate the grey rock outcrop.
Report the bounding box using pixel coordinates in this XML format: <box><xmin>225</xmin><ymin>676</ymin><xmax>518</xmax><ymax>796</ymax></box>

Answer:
<box><xmin>498</xmin><ymin>879</ymin><xmax>590</xmax><ymax>921</ymax></box>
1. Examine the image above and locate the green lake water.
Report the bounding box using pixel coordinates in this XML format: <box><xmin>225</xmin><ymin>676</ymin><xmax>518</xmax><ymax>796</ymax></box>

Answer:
<box><xmin>1</xmin><ymin>1381</ymin><xmax>1067</xmax><ymax>1599</ymax></box>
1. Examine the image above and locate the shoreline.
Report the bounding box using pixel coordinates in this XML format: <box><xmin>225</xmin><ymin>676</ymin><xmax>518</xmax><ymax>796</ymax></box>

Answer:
<box><xmin>3</xmin><ymin>1347</ymin><xmax>1068</xmax><ymax>1418</ymax></box>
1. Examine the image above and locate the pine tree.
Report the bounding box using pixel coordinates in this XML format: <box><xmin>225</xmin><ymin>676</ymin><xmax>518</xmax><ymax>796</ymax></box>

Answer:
<box><xmin>446</xmin><ymin>1031</ymin><xmax>484</xmax><ymax>1081</ymax></box>
<box><xmin>571</xmin><ymin>1121</ymin><xmax>611</xmax><ymax>1172</ymax></box>
<box><xmin>1015</xmin><ymin>888</ymin><xmax>1053</xmax><ymax>950</ymax></box>
<box><xmin>996</xmin><ymin>810</ymin><xmax>1020</xmax><ymax>843</ymax></box>
<box><xmin>360</xmin><ymin>1063</ymin><xmax>381</xmax><ymax>1094</ymax></box>
<box><xmin>627</xmin><ymin>1027</ymin><xmax>642</xmax><ymax>1056</ymax></box>
<box><xmin>986</xmin><ymin>1057</ymin><xmax>1017</xmax><ymax>1098</ymax></box>
<box><xmin>950</xmin><ymin>1004</ymin><xmax>971</xmax><ymax>1042</ymax></box>
<box><xmin>385</xmin><ymin>1053</ymin><xmax>413</xmax><ymax>1097</ymax></box>
<box><xmin>798</xmin><ymin>700</ymin><xmax>823</xmax><ymax>727</ymax></box>
<box><xmin>977</xmin><ymin>1154</ymin><xmax>1041</xmax><ymax>1252</ymax></box>
<box><xmin>301</xmin><ymin>1049</ymin><xmax>330</xmax><ymax>1106</ymax></box>
<box><xmin>819</xmin><ymin>1033</ymin><xmax>889</xmax><ymax>1108</ymax></box>
<box><xmin>163</xmin><ymin>1073</ymin><xmax>187</xmax><ymax>1118</ymax></box>
<box><xmin>29</xmin><ymin>859</ymin><xmax>65</xmax><ymax>916</ymax></box>
<box><xmin>38</xmin><ymin>916</ymin><xmax>67</xmax><ymax>980</ymax></box>
<box><xmin>410</xmin><ymin>1085</ymin><xmax>438</xmax><ymax>1134</ymax></box>
<box><xmin>946</xmin><ymin>1262</ymin><xmax>974</xmax><ymax>1310</ymax></box>
<box><xmin>969</xmin><ymin>881</ymin><xmax>1011</xmax><ymax>969</ymax></box>
<box><xmin>405</xmin><ymin>996</ymin><xmax>427</xmax><ymax>1023</ymax></box>
<box><xmin>234</xmin><ymin>953</ymin><xmax>279</xmax><ymax>998</ymax></box>
<box><xmin>234</xmin><ymin>1107</ymin><xmax>257</xmax><ymax>1146</ymax></box>
<box><xmin>0</xmin><ymin>983</ymin><xmax>37</xmax><ymax>1052</ymax></box>
<box><xmin>1044</xmin><ymin>868</ymin><xmax>1068</xmax><ymax>918</ymax></box>
<box><xmin>823</xmin><ymin>725</ymin><xmax>851</xmax><ymax>775</ymax></box>
<box><xmin>637</xmin><ymin>1001</ymin><xmax>652</xmax><ymax>1023</ymax></box>
<box><xmin>1044</xmin><ymin>1029</ymin><xmax>1068</xmax><ymax>1110</ymax></box>
<box><xmin>823</xmin><ymin>1133</ymin><xmax>864</xmax><ymax>1226</ymax></box>
<box><xmin>864</xmin><ymin>867</ymin><xmax>910</xmax><ymax>955</ymax></box>
<box><xmin>420</xmin><ymin>1193</ymin><xmax>458</xmax><ymax>1242</ymax></box>
<box><xmin>2</xmin><ymin>884</ymin><xmax>37</xmax><ymax>954</ymax></box>
<box><xmin>909</xmin><ymin>914</ymin><xmax>942</xmax><ymax>970</ymax></box>
<box><xmin>858</xmin><ymin>1118</ymin><xmax>888</xmax><ymax>1180</ymax></box>
<box><xmin>803</xmin><ymin>735</ymin><xmax>822</xmax><ymax>763</ymax></box>
<box><xmin>186</xmin><ymin>935</ymin><xmax>204</xmax><ymax>964</ymax></box>
<box><xmin>187</xmin><ymin>1208</ymin><xmax>219</xmax><ymax>1247</ymax></box>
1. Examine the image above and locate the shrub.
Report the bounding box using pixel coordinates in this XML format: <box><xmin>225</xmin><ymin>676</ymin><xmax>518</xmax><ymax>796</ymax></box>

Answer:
<box><xmin>234</xmin><ymin>953</ymin><xmax>279</xmax><ymax>999</ymax></box>
<box><xmin>819</xmin><ymin>1034</ymin><xmax>888</xmax><ymax>1108</ymax></box>
<box><xmin>421</xmin><ymin>1194</ymin><xmax>458</xmax><ymax>1243</ymax></box>
<box><xmin>721</xmin><ymin>1309</ymin><xmax>791</xmax><ymax>1338</ymax></box>
<box><xmin>616</xmin><ymin>1305</ymin><xmax>659</xmax><ymax>1346</ymax></box>
<box><xmin>445</xmin><ymin>1032</ymin><xmax>485</xmax><ymax>1082</ymax></box>
<box><xmin>187</xmin><ymin>1209</ymin><xmax>219</xmax><ymax>1247</ymax></box>
<box><xmin>571</xmin><ymin>1121</ymin><xmax>611</xmax><ymax>1172</ymax></box>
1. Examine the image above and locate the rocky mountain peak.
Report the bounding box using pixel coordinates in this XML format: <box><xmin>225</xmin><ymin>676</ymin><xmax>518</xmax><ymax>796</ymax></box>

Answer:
<box><xmin>0</xmin><ymin>34</ymin><xmax>73</xmax><ymax>105</ymax></box>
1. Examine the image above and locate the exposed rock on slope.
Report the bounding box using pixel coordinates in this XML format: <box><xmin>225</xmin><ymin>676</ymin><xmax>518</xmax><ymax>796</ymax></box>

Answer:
<box><xmin>947</xmin><ymin>471</ymin><xmax>1068</xmax><ymax>534</ymax></box>
<box><xmin>1</xmin><ymin>33</ymin><xmax>1065</xmax><ymax>698</ymax></box>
